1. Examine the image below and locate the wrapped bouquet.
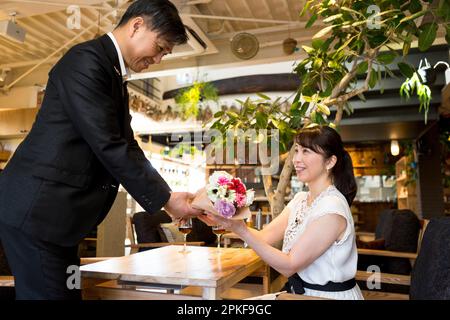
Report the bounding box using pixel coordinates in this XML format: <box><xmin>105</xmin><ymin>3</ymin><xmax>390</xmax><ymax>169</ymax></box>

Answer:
<box><xmin>192</xmin><ymin>171</ymin><xmax>255</xmax><ymax>220</ymax></box>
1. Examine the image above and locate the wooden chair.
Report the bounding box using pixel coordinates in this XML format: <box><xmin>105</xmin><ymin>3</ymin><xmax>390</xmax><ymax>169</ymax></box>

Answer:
<box><xmin>356</xmin><ymin>219</ymin><xmax>430</xmax><ymax>300</ymax></box>
<box><xmin>126</xmin><ymin>216</ymin><xmax>204</xmax><ymax>254</ymax></box>
<box><xmin>357</xmin><ymin>219</ymin><xmax>429</xmax><ymax>269</ymax></box>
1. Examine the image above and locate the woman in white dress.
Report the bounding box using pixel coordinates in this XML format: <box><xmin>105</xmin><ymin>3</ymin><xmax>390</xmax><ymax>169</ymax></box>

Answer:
<box><xmin>200</xmin><ymin>125</ymin><xmax>364</xmax><ymax>300</ymax></box>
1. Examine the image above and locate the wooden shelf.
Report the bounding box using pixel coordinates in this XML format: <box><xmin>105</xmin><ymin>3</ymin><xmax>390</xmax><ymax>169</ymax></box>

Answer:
<box><xmin>395</xmin><ymin>156</ymin><xmax>418</xmax><ymax>212</ymax></box>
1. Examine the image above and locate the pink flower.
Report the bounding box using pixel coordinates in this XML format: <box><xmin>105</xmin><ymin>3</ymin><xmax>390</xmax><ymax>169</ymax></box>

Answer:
<box><xmin>217</xmin><ymin>176</ymin><xmax>230</xmax><ymax>186</ymax></box>
<box><xmin>235</xmin><ymin>193</ymin><xmax>247</xmax><ymax>208</ymax></box>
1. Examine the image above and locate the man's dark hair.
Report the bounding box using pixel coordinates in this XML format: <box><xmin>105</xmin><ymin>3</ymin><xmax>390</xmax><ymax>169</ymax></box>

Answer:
<box><xmin>117</xmin><ymin>0</ymin><xmax>188</xmax><ymax>45</ymax></box>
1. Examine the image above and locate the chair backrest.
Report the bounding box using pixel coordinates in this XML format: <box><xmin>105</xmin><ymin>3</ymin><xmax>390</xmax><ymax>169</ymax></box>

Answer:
<box><xmin>375</xmin><ymin>209</ymin><xmax>395</xmax><ymax>240</ymax></box>
<box><xmin>416</xmin><ymin>219</ymin><xmax>429</xmax><ymax>254</ymax></box>
<box><xmin>410</xmin><ymin>217</ymin><xmax>450</xmax><ymax>300</ymax></box>
<box><xmin>130</xmin><ymin>211</ymin><xmax>172</xmax><ymax>245</ymax></box>
<box><xmin>384</xmin><ymin>209</ymin><xmax>421</xmax><ymax>253</ymax></box>
<box><xmin>127</xmin><ymin>215</ymin><xmax>137</xmax><ymax>246</ymax></box>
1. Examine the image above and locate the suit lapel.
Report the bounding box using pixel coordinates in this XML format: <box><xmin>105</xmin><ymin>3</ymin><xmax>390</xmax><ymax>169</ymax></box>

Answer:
<box><xmin>98</xmin><ymin>34</ymin><xmax>126</xmax><ymax>102</ymax></box>
<box><xmin>98</xmin><ymin>34</ymin><xmax>128</xmax><ymax>135</ymax></box>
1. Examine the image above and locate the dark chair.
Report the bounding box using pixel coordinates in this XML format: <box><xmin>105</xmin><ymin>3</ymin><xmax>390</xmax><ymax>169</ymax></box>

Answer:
<box><xmin>356</xmin><ymin>217</ymin><xmax>450</xmax><ymax>299</ymax></box>
<box><xmin>132</xmin><ymin>210</ymin><xmax>172</xmax><ymax>245</ymax></box>
<box><xmin>410</xmin><ymin>217</ymin><xmax>450</xmax><ymax>300</ymax></box>
<box><xmin>127</xmin><ymin>211</ymin><xmax>215</xmax><ymax>253</ymax></box>
<box><xmin>357</xmin><ymin>209</ymin><xmax>421</xmax><ymax>275</ymax></box>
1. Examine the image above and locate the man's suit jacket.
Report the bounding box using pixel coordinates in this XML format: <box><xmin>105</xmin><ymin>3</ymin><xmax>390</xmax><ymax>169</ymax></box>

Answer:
<box><xmin>0</xmin><ymin>35</ymin><xmax>171</xmax><ymax>246</ymax></box>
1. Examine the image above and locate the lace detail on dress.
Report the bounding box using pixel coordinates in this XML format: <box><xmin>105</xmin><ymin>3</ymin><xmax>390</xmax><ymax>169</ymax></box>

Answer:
<box><xmin>282</xmin><ymin>185</ymin><xmax>337</xmax><ymax>253</ymax></box>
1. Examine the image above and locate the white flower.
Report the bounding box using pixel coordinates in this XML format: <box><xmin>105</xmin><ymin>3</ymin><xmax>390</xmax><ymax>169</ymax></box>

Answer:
<box><xmin>216</xmin><ymin>185</ymin><xmax>227</xmax><ymax>199</ymax></box>
<box><xmin>207</xmin><ymin>186</ymin><xmax>219</xmax><ymax>202</ymax></box>
<box><xmin>225</xmin><ymin>189</ymin><xmax>236</xmax><ymax>203</ymax></box>
<box><xmin>208</xmin><ymin>184</ymin><xmax>235</xmax><ymax>203</ymax></box>
<box><xmin>245</xmin><ymin>189</ymin><xmax>255</xmax><ymax>206</ymax></box>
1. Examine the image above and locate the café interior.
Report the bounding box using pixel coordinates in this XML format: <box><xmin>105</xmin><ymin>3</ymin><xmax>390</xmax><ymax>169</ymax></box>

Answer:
<box><xmin>0</xmin><ymin>0</ymin><xmax>449</xmax><ymax>300</ymax></box>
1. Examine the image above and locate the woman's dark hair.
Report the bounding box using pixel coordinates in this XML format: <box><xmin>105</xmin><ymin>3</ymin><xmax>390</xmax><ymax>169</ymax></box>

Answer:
<box><xmin>117</xmin><ymin>0</ymin><xmax>188</xmax><ymax>45</ymax></box>
<box><xmin>295</xmin><ymin>125</ymin><xmax>357</xmax><ymax>206</ymax></box>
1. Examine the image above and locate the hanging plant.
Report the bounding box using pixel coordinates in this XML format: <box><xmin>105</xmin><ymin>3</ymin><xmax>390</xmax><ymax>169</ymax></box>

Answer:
<box><xmin>399</xmin><ymin>73</ymin><xmax>432</xmax><ymax>124</ymax></box>
<box><xmin>174</xmin><ymin>81</ymin><xmax>219</xmax><ymax>120</ymax></box>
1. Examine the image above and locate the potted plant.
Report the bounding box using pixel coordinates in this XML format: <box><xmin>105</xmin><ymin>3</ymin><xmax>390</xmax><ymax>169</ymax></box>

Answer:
<box><xmin>400</xmin><ymin>59</ymin><xmax>449</xmax><ymax>124</ymax></box>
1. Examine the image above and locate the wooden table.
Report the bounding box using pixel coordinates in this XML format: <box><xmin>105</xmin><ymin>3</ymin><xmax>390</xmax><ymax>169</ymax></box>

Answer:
<box><xmin>81</xmin><ymin>245</ymin><xmax>264</xmax><ymax>300</ymax></box>
<box><xmin>223</xmin><ymin>232</ymin><xmax>244</xmax><ymax>248</ymax></box>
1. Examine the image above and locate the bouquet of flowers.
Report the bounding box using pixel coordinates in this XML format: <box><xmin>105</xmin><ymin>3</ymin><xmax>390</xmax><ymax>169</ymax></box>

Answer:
<box><xmin>192</xmin><ymin>171</ymin><xmax>255</xmax><ymax>220</ymax></box>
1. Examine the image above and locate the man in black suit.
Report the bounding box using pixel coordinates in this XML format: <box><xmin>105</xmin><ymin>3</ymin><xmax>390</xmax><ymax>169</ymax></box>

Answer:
<box><xmin>0</xmin><ymin>0</ymin><xmax>202</xmax><ymax>299</ymax></box>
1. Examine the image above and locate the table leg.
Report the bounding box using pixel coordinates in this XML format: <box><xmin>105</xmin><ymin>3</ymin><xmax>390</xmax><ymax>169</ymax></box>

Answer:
<box><xmin>202</xmin><ymin>287</ymin><xmax>220</xmax><ymax>300</ymax></box>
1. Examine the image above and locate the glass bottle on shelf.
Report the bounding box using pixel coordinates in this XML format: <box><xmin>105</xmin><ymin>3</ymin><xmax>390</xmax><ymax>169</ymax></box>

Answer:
<box><xmin>256</xmin><ymin>209</ymin><xmax>262</xmax><ymax>230</ymax></box>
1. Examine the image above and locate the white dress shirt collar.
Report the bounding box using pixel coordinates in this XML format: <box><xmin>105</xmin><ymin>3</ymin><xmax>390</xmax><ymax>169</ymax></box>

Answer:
<box><xmin>107</xmin><ymin>32</ymin><xmax>128</xmax><ymax>81</ymax></box>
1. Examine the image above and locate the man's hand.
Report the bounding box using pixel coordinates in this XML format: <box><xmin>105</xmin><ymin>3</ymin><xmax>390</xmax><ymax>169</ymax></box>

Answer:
<box><xmin>164</xmin><ymin>192</ymin><xmax>203</xmax><ymax>220</ymax></box>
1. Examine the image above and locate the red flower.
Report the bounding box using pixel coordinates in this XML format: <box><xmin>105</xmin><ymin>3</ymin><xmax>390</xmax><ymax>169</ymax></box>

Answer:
<box><xmin>232</xmin><ymin>178</ymin><xmax>246</xmax><ymax>194</ymax></box>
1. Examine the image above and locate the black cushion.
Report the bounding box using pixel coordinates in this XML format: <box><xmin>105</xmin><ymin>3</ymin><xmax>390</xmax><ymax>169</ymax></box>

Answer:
<box><xmin>383</xmin><ymin>209</ymin><xmax>421</xmax><ymax>275</ymax></box>
<box><xmin>410</xmin><ymin>217</ymin><xmax>450</xmax><ymax>300</ymax></box>
<box><xmin>375</xmin><ymin>209</ymin><xmax>395</xmax><ymax>240</ymax></box>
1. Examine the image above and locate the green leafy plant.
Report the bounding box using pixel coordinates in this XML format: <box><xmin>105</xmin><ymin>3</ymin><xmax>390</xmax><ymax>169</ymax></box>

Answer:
<box><xmin>165</xmin><ymin>144</ymin><xmax>201</xmax><ymax>159</ymax></box>
<box><xmin>295</xmin><ymin>0</ymin><xmax>449</xmax><ymax>126</ymax></box>
<box><xmin>175</xmin><ymin>81</ymin><xmax>218</xmax><ymax>120</ymax></box>
<box><xmin>210</xmin><ymin>93</ymin><xmax>298</xmax><ymax>154</ymax></box>
<box><xmin>215</xmin><ymin>0</ymin><xmax>450</xmax><ymax>217</ymax></box>
<box><xmin>400</xmin><ymin>72</ymin><xmax>432</xmax><ymax>123</ymax></box>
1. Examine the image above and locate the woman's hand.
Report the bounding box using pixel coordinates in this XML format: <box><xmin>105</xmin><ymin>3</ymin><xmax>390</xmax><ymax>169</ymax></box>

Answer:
<box><xmin>198</xmin><ymin>212</ymin><xmax>247</xmax><ymax>235</ymax></box>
